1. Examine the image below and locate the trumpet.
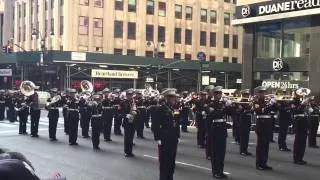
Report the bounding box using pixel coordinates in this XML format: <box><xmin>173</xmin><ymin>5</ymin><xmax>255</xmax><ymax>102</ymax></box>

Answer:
<box><xmin>47</xmin><ymin>95</ymin><xmax>61</xmax><ymax>106</ymax></box>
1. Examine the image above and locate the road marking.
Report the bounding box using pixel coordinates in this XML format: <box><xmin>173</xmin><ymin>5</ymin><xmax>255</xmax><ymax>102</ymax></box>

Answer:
<box><xmin>0</xmin><ymin>127</ymin><xmax>64</xmax><ymax>134</ymax></box>
<box><xmin>143</xmin><ymin>154</ymin><xmax>231</xmax><ymax>175</ymax></box>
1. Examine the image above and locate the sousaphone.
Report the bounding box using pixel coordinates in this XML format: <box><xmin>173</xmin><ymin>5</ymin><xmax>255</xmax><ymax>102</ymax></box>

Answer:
<box><xmin>20</xmin><ymin>81</ymin><xmax>38</xmax><ymax>96</ymax></box>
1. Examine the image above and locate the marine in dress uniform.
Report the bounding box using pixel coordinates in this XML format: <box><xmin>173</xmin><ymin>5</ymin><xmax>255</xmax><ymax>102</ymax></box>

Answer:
<box><xmin>101</xmin><ymin>88</ymin><xmax>114</xmax><ymax>142</ymax></box>
<box><xmin>206</xmin><ymin>86</ymin><xmax>231</xmax><ymax>179</ymax></box>
<box><xmin>180</xmin><ymin>91</ymin><xmax>190</xmax><ymax>133</ymax></box>
<box><xmin>6</xmin><ymin>91</ymin><xmax>17</xmax><ymax>122</ymax></box>
<box><xmin>45</xmin><ymin>88</ymin><xmax>61</xmax><ymax>141</ymax></box>
<box><xmin>0</xmin><ymin>90</ymin><xmax>6</xmax><ymax>120</ymax></box>
<box><xmin>135</xmin><ymin>91</ymin><xmax>147</xmax><ymax>139</ymax></box>
<box><xmin>230</xmin><ymin>101</ymin><xmax>240</xmax><ymax>144</ymax></box>
<box><xmin>253</xmin><ymin>86</ymin><xmax>274</xmax><ymax>170</ymax></box>
<box><xmin>89</xmin><ymin>93</ymin><xmax>103</xmax><ymax>150</ymax></box>
<box><xmin>277</xmin><ymin>91</ymin><xmax>292</xmax><ymax>152</ymax></box>
<box><xmin>122</xmin><ymin>89</ymin><xmax>136</xmax><ymax>157</ymax></box>
<box><xmin>28</xmin><ymin>91</ymin><xmax>41</xmax><ymax>138</ymax></box>
<box><xmin>67</xmin><ymin>89</ymin><xmax>80</xmax><ymax>145</ymax></box>
<box><xmin>238</xmin><ymin>89</ymin><xmax>253</xmax><ymax>156</ymax></box>
<box><xmin>15</xmin><ymin>93</ymin><xmax>28</xmax><ymax>135</ymax></box>
<box><xmin>204</xmin><ymin>85</ymin><xmax>215</xmax><ymax>160</ymax></box>
<box><xmin>194</xmin><ymin>91</ymin><xmax>208</xmax><ymax>148</ymax></box>
<box><xmin>153</xmin><ymin>88</ymin><xmax>180</xmax><ymax>180</ymax></box>
<box><xmin>308</xmin><ymin>97</ymin><xmax>320</xmax><ymax>148</ymax></box>
<box><xmin>113</xmin><ymin>89</ymin><xmax>123</xmax><ymax>135</ymax></box>
<box><xmin>149</xmin><ymin>96</ymin><xmax>159</xmax><ymax>133</ymax></box>
<box><xmin>61</xmin><ymin>91</ymin><xmax>70</xmax><ymax>135</ymax></box>
<box><xmin>292</xmin><ymin>88</ymin><xmax>310</xmax><ymax>165</ymax></box>
<box><xmin>79</xmin><ymin>96</ymin><xmax>90</xmax><ymax>138</ymax></box>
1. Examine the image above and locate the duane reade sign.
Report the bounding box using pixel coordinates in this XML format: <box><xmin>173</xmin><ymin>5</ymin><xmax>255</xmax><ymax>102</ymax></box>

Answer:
<box><xmin>258</xmin><ymin>0</ymin><xmax>320</xmax><ymax>16</ymax></box>
<box><xmin>262</xmin><ymin>81</ymin><xmax>299</xmax><ymax>89</ymax></box>
<box><xmin>92</xmin><ymin>69</ymin><xmax>138</xmax><ymax>79</ymax></box>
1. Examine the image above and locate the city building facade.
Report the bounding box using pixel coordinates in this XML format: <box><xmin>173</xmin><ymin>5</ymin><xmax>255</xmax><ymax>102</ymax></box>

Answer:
<box><xmin>233</xmin><ymin>0</ymin><xmax>320</xmax><ymax>95</ymax></box>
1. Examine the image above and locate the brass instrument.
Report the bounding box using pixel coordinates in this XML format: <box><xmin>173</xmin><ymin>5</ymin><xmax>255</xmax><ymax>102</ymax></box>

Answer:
<box><xmin>80</xmin><ymin>80</ymin><xmax>93</xmax><ymax>93</ymax></box>
<box><xmin>47</xmin><ymin>95</ymin><xmax>61</xmax><ymax>106</ymax></box>
<box><xmin>127</xmin><ymin>101</ymin><xmax>137</xmax><ymax>123</ymax></box>
<box><xmin>20</xmin><ymin>81</ymin><xmax>37</xmax><ymax>97</ymax></box>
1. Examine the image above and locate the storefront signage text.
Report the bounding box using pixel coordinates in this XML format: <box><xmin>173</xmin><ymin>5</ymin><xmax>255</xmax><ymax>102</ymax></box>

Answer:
<box><xmin>91</xmin><ymin>69</ymin><xmax>138</xmax><ymax>79</ymax></box>
<box><xmin>71</xmin><ymin>52</ymin><xmax>87</xmax><ymax>61</ymax></box>
<box><xmin>262</xmin><ymin>81</ymin><xmax>299</xmax><ymax>89</ymax></box>
<box><xmin>0</xmin><ymin>69</ymin><xmax>12</xmax><ymax>76</ymax></box>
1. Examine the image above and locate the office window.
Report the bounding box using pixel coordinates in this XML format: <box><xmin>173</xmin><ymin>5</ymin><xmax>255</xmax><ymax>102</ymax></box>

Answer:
<box><xmin>186</xmin><ymin>6</ymin><xmax>192</xmax><ymax>20</ymax></box>
<box><xmin>175</xmin><ymin>5</ymin><xmax>182</xmax><ymax>19</ymax></box>
<box><xmin>158</xmin><ymin>26</ymin><xmax>165</xmax><ymax>42</ymax></box>
<box><xmin>31</xmin><ymin>0</ymin><xmax>34</xmax><ymax>14</ymax></box>
<box><xmin>185</xmin><ymin>54</ymin><xmax>192</xmax><ymax>60</ymax></box>
<box><xmin>60</xmin><ymin>46</ymin><xmax>63</xmax><ymax>51</ymax></box>
<box><xmin>233</xmin><ymin>0</ymin><xmax>237</xmax><ymax>4</ymax></box>
<box><xmin>232</xmin><ymin>57</ymin><xmax>238</xmax><ymax>63</ymax></box>
<box><xmin>23</xmin><ymin>3</ymin><xmax>26</xmax><ymax>17</ymax></box>
<box><xmin>224</xmin><ymin>13</ymin><xmax>230</xmax><ymax>25</ymax></box>
<box><xmin>146</xmin><ymin>24</ymin><xmax>154</xmax><ymax>41</ymax></box>
<box><xmin>159</xmin><ymin>2</ymin><xmax>166</xmax><ymax>17</ymax></box>
<box><xmin>115</xmin><ymin>0</ymin><xmax>123</xmax><ymax>10</ymax></box>
<box><xmin>127</xmin><ymin>49</ymin><xmax>136</xmax><ymax>56</ymax></box>
<box><xmin>60</xmin><ymin>16</ymin><xmax>64</xmax><ymax>35</ymax></box>
<box><xmin>23</xmin><ymin>25</ymin><xmax>26</xmax><ymax>41</ymax></box>
<box><xmin>157</xmin><ymin>52</ymin><xmax>165</xmax><ymax>58</ymax></box>
<box><xmin>210</xmin><ymin>32</ymin><xmax>216</xmax><ymax>47</ymax></box>
<box><xmin>18</xmin><ymin>5</ymin><xmax>21</xmax><ymax>18</ymax></box>
<box><xmin>18</xmin><ymin>27</ymin><xmax>21</xmax><ymax>42</ymax></box>
<box><xmin>45</xmin><ymin>20</ymin><xmax>48</xmax><ymax>37</ymax></box>
<box><xmin>45</xmin><ymin>1</ymin><xmax>48</xmax><ymax>10</ymax></box>
<box><xmin>223</xmin><ymin>34</ymin><xmax>229</xmax><ymax>48</ymax></box>
<box><xmin>96</xmin><ymin>47</ymin><xmax>103</xmax><ymax>52</ymax></box>
<box><xmin>50</xmin><ymin>18</ymin><xmax>54</xmax><ymax>34</ymax></box>
<box><xmin>174</xmin><ymin>28</ymin><xmax>181</xmax><ymax>44</ymax></box>
<box><xmin>200</xmin><ymin>31</ymin><xmax>206</xmax><ymax>46</ymax></box>
<box><xmin>185</xmin><ymin>29</ymin><xmax>192</xmax><ymax>45</ymax></box>
<box><xmin>128</xmin><ymin>22</ymin><xmax>136</xmax><ymax>40</ymax></box>
<box><xmin>224</xmin><ymin>0</ymin><xmax>230</xmax><ymax>3</ymax></box>
<box><xmin>93</xmin><ymin>18</ymin><xmax>103</xmax><ymax>36</ymax></box>
<box><xmin>232</xmin><ymin>35</ymin><xmax>238</xmax><ymax>49</ymax></box>
<box><xmin>200</xmin><ymin>9</ymin><xmax>207</xmax><ymax>22</ymax></box>
<box><xmin>174</xmin><ymin>53</ymin><xmax>181</xmax><ymax>59</ymax></box>
<box><xmin>51</xmin><ymin>0</ymin><xmax>54</xmax><ymax>8</ymax></box>
<box><xmin>114</xmin><ymin>48</ymin><xmax>122</xmax><ymax>55</ymax></box>
<box><xmin>79</xmin><ymin>0</ymin><xmax>89</xmax><ymax>6</ymax></box>
<box><xmin>78</xmin><ymin>46</ymin><xmax>88</xmax><ymax>51</ymax></box>
<box><xmin>128</xmin><ymin>0</ymin><xmax>136</xmax><ymax>12</ymax></box>
<box><xmin>94</xmin><ymin>0</ymin><xmax>103</xmax><ymax>7</ymax></box>
<box><xmin>79</xmin><ymin>16</ymin><xmax>89</xmax><ymax>35</ymax></box>
<box><xmin>210</xmin><ymin>10</ymin><xmax>217</xmax><ymax>24</ymax></box>
<box><xmin>146</xmin><ymin>0</ymin><xmax>154</xmax><ymax>15</ymax></box>
<box><xmin>146</xmin><ymin>51</ymin><xmax>153</xmax><ymax>57</ymax></box>
<box><xmin>60</xmin><ymin>0</ymin><xmax>64</xmax><ymax>6</ymax></box>
<box><xmin>114</xmin><ymin>21</ymin><xmax>123</xmax><ymax>38</ymax></box>
<box><xmin>36</xmin><ymin>4</ymin><xmax>39</xmax><ymax>13</ymax></box>
<box><xmin>223</xmin><ymin>56</ymin><xmax>229</xmax><ymax>62</ymax></box>
<box><xmin>209</xmin><ymin>56</ymin><xmax>216</xmax><ymax>62</ymax></box>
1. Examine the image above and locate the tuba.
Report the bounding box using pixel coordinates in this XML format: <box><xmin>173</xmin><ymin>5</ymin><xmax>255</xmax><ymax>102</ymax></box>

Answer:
<box><xmin>20</xmin><ymin>81</ymin><xmax>37</xmax><ymax>97</ymax></box>
<box><xmin>80</xmin><ymin>80</ymin><xmax>93</xmax><ymax>93</ymax></box>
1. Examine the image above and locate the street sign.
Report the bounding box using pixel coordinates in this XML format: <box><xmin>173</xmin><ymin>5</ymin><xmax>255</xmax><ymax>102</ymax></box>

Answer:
<box><xmin>210</xmin><ymin>78</ymin><xmax>216</xmax><ymax>83</ymax></box>
<box><xmin>197</xmin><ymin>52</ymin><xmax>206</xmax><ymax>61</ymax></box>
<box><xmin>202</xmin><ymin>76</ymin><xmax>210</xmax><ymax>85</ymax></box>
<box><xmin>236</xmin><ymin>79</ymin><xmax>242</xmax><ymax>84</ymax></box>
<box><xmin>146</xmin><ymin>77</ymin><xmax>154</xmax><ymax>83</ymax></box>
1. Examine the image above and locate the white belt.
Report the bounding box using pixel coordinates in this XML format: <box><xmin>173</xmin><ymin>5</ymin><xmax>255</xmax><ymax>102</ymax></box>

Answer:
<box><xmin>49</xmin><ymin>108</ymin><xmax>59</xmax><ymax>110</ymax></box>
<box><xmin>92</xmin><ymin>114</ymin><xmax>102</xmax><ymax>117</ymax></box>
<box><xmin>0</xmin><ymin>101</ymin><xmax>5</xmax><ymax>103</ymax></box>
<box><xmin>69</xmin><ymin>109</ymin><xmax>79</xmax><ymax>112</ymax></box>
<box><xmin>102</xmin><ymin>107</ymin><xmax>113</xmax><ymax>109</ymax></box>
<box><xmin>256</xmin><ymin>115</ymin><xmax>272</xmax><ymax>119</ymax></box>
<box><xmin>212</xmin><ymin>119</ymin><xmax>226</xmax><ymax>123</ymax></box>
<box><xmin>310</xmin><ymin>114</ymin><xmax>319</xmax><ymax>117</ymax></box>
<box><xmin>294</xmin><ymin>114</ymin><xmax>306</xmax><ymax>118</ymax></box>
<box><xmin>137</xmin><ymin>106</ymin><xmax>146</xmax><ymax>108</ymax></box>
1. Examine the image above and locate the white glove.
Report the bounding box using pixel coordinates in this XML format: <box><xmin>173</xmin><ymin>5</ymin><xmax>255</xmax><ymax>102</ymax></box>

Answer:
<box><xmin>225</xmin><ymin>100</ymin><xmax>232</xmax><ymax>106</ymax></box>
<box><xmin>157</xmin><ymin>140</ymin><xmax>162</xmax><ymax>145</ymax></box>
<box><xmin>308</xmin><ymin>107</ymin><xmax>314</xmax><ymax>113</ymax></box>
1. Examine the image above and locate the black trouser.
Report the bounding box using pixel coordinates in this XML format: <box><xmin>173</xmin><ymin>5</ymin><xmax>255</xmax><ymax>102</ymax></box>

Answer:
<box><xmin>0</xmin><ymin>103</ymin><xmax>5</xmax><ymax>120</ymax></box>
<box><xmin>18</xmin><ymin>110</ymin><xmax>28</xmax><ymax>134</ymax></box>
<box><xmin>269</xmin><ymin>116</ymin><xmax>276</xmax><ymax>142</ymax></box>
<box><xmin>205</xmin><ymin>125</ymin><xmax>212</xmax><ymax>159</ymax></box>
<box><xmin>30</xmin><ymin>109</ymin><xmax>40</xmax><ymax>136</ymax></box>
<box><xmin>7</xmin><ymin>108</ymin><xmax>17</xmax><ymax>122</ymax></box>
<box><xmin>308</xmin><ymin>116</ymin><xmax>319</xmax><ymax>147</ymax></box>
<box><xmin>63</xmin><ymin>107</ymin><xmax>69</xmax><ymax>134</ymax></box>
<box><xmin>209</xmin><ymin>122</ymin><xmax>227</xmax><ymax>176</ymax></box>
<box><xmin>136</xmin><ymin>110</ymin><xmax>146</xmax><ymax>138</ymax></box>
<box><xmin>180</xmin><ymin>111</ymin><xmax>189</xmax><ymax>132</ymax></box>
<box><xmin>80</xmin><ymin>110</ymin><xmax>90</xmax><ymax>137</ymax></box>
<box><xmin>158</xmin><ymin>138</ymin><xmax>178</xmax><ymax>180</ymax></box>
<box><xmin>240</xmin><ymin>114</ymin><xmax>251</xmax><ymax>153</ymax></box>
<box><xmin>68</xmin><ymin>111</ymin><xmax>79</xmax><ymax>144</ymax></box>
<box><xmin>256</xmin><ymin>117</ymin><xmax>272</xmax><ymax>167</ymax></box>
<box><xmin>91</xmin><ymin>115</ymin><xmax>103</xmax><ymax>148</ymax></box>
<box><xmin>293</xmin><ymin>117</ymin><xmax>308</xmax><ymax>162</ymax></box>
<box><xmin>145</xmin><ymin>110</ymin><xmax>150</xmax><ymax>128</ymax></box>
<box><xmin>123</xmin><ymin>118</ymin><xmax>135</xmax><ymax>155</ymax></box>
<box><xmin>114</xmin><ymin>113</ymin><xmax>122</xmax><ymax>135</ymax></box>
<box><xmin>196</xmin><ymin>113</ymin><xmax>206</xmax><ymax>146</ymax></box>
<box><xmin>232</xmin><ymin>115</ymin><xmax>240</xmax><ymax>143</ymax></box>
<box><xmin>278</xmin><ymin>114</ymin><xmax>291</xmax><ymax>149</ymax></box>
<box><xmin>102</xmin><ymin>110</ymin><xmax>113</xmax><ymax>140</ymax></box>
<box><xmin>48</xmin><ymin>109</ymin><xmax>59</xmax><ymax>139</ymax></box>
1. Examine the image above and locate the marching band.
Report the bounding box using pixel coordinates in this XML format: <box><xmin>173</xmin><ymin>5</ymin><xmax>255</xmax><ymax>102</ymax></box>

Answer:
<box><xmin>0</xmin><ymin>80</ymin><xmax>319</xmax><ymax>179</ymax></box>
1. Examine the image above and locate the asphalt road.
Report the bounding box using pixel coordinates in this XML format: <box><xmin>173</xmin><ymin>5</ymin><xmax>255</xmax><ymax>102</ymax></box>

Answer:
<box><xmin>0</xmin><ymin>111</ymin><xmax>320</xmax><ymax>180</ymax></box>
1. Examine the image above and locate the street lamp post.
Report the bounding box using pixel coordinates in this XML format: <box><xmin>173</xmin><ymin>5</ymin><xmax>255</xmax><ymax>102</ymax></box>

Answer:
<box><xmin>31</xmin><ymin>28</ymin><xmax>54</xmax><ymax>91</ymax></box>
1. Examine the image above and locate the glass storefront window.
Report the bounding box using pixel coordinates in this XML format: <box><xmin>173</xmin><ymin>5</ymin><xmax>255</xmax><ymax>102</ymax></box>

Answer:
<box><xmin>254</xmin><ymin>72</ymin><xmax>309</xmax><ymax>81</ymax></box>
<box><xmin>256</xmin><ymin>23</ymin><xmax>281</xmax><ymax>58</ymax></box>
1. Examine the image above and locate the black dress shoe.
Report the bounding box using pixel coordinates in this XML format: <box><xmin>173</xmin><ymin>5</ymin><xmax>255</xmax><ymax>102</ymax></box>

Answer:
<box><xmin>137</xmin><ymin>136</ymin><xmax>145</xmax><ymax>139</ymax></box>
<box><xmin>214</xmin><ymin>173</ymin><xmax>227</xmax><ymax>179</ymax></box>
<box><xmin>93</xmin><ymin>146</ymin><xmax>100</xmax><ymax>150</ymax></box>
<box><xmin>240</xmin><ymin>152</ymin><xmax>252</xmax><ymax>156</ymax></box>
<box><xmin>50</xmin><ymin>138</ymin><xmax>58</xmax><ymax>141</ymax></box>
<box><xmin>82</xmin><ymin>135</ymin><xmax>90</xmax><ymax>138</ymax></box>
<box><xmin>22</xmin><ymin>132</ymin><xmax>28</xmax><ymax>135</ymax></box>
<box><xmin>69</xmin><ymin>142</ymin><xmax>78</xmax><ymax>146</ymax></box>
<box><xmin>294</xmin><ymin>160</ymin><xmax>307</xmax><ymax>165</ymax></box>
<box><xmin>264</xmin><ymin>165</ymin><xmax>273</xmax><ymax>170</ymax></box>
<box><xmin>124</xmin><ymin>153</ymin><xmax>134</xmax><ymax>157</ymax></box>
<box><xmin>309</xmin><ymin>145</ymin><xmax>320</xmax><ymax>149</ymax></box>
<box><xmin>206</xmin><ymin>156</ymin><xmax>211</xmax><ymax>160</ymax></box>
<box><xmin>280</xmin><ymin>148</ymin><xmax>291</xmax><ymax>152</ymax></box>
<box><xmin>270</xmin><ymin>140</ymin><xmax>276</xmax><ymax>143</ymax></box>
<box><xmin>31</xmin><ymin>135</ymin><xmax>38</xmax><ymax>138</ymax></box>
<box><xmin>198</xmin><ymin>145</ymin><xmax>205</xmax><ymax>149</ymax></box>
<box><xmin>104</xmin><ymin>139</ymin><xmax>112</xmax><ymax>142</ymax></box>
<box><xmin>256</xmin><ymin>165</ymin><xmax>272</xmax><ymax>170</ymax></box>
